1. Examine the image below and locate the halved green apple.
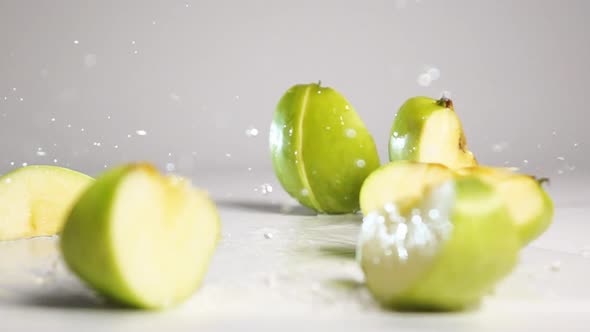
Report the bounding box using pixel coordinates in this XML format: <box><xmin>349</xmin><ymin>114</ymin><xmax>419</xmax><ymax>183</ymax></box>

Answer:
<box><xmin>270</xmin><ymin>82</ymin><xmax>380</xmax><ymax>214</ymax></box>
<box><xmin>0</xmin><ymin>165</ymin><xmax>93</xmax><ymax>241</ymax></box>
<box><xmin>455</xmin><ymin>167</ymin><xmax>553</xmax><ymax>246</ymax></box>
<box><xmin>389</xmin><ymin>96</ymin><xmax>477</xmax><ymax>169</ymax></box>
<box><xmin>359</xmin><ymin>161</ymin><xmax>454</xmax><ymax>215</ymax></box>
<box><xmin>61</xmin><ymin>163</ymin><xmax>220</xmax><ymax>309</ymax></box>
<box><xmin>357</xmin><ymin>177</ymin><xmax>520</xmax><ymax>311</ymax></box>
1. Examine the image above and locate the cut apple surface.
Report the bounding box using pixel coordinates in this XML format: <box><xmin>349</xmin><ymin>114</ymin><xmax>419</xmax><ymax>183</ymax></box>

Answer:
<box><xmin>455</xmin><ymin>166</ymin><xmax>553</xmax><ymax>246</ymax></box>
<box><xmin>389</xmin><ymin>96</ymin><xmax>477</xmax><ymax>169</ymax></box>
<box><xmin>61</xmin><ymin>163</ymin><xmax>221</xmax><ymax>309</ymax></box>
<box><xmin>270</xmin><ymin>82</ymin><xmax>380</xmax><ymax>214</ymax></box>
<box><xmin>0</xmin><ymin>165</ymin><xmax>93</xmax><ymax>241</ymax></box>
<box><xmin>359</xmin><ymin>161</ymin><xmax>454</xmax><ymax>216</ymax></box>
<box><xmin>358</xmin><ymin>177</ymin><xmax>520</xmax><ymax>311</ymax></box>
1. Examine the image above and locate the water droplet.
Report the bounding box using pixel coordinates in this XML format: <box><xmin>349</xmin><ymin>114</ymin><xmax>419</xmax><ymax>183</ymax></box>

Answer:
<box><xmin>165</xmin><ymin>163</ymin><xmax>176</xmax><ymax>172</ymax></box>
<box><xmin>36</xmin><ymin>150</ymin><xmax>46</xmax><ymax>156</ymax></box>
<box><xmin>300</xmin><ymin>188</ymin><xmax>309</xmax><ymax>196</ymax></box>
<box><xmin>427</xmin><ymin>67</ymin><xmax>440</xmax><ymax>80</ymax></box>
<box><xmin>247</xmin><ymin>167</ymin><xmax>252</xmax><ymax>171</ymax></box>
<box><xmin>557</xmin><ymin>169</ymin><xmax>564</xmax><ymax>175</ymax></box>
<box><xmin>345</xmin><ymin>128</ymin><xmax>357</xmax><ymax>138</ymax></box>
<box><xmin>288</xmin><ymin>128</ymin><xmax>293</xmax><ymax>136</ymax></box>
<box><xmin>73</xmin><ymin>40</ymin><xmax>79</xmax><ymax>45</ymax></box>
<box><xmin>84</xmin><ymin>54</ymin><xmax>97</xmax><ymax>67</ymax></box>
<box><xmin>417</xmin><ymin>73</ymin><xmax>432</xmax><ymax>87</ymax></box>
<box><xmin>22</xmin><ymin>162</ymin><xmax>28</xmax><ymax>167</ymax></box>
<box><xmin>9</xmin><ymin>161</ymin><xmax>14</xmax><ymax>166</ymax></box>
<box><xmin>225</xmin><ymin>153</ymin><xmax>231</xmax><ymax>158</ymax></box>
<box><xmin>53</xmin><ymin>159</ymin><xmax>58</xmax><ymax>163</ymax></box>
<box><xmin>556</xmin><ymin>156</ymin><xmax>565</xmax><ymax>161</ymax></box>
<box><xmin>245</xmin><ymin>126</ymin><xmax>259</xmax><ymax>137</ymax></box>
<box><xmin>133</xmin><ymin>50</ymin><xmax>139</xmax><ymax>55</ymax></box>
<box><xmin>19</xmin><ymin>97</ymin><xmax>24</xmax><ymax>102</ymax></box>
<box><xmin>523</xmin><ymin>159</ymin><xmax>528</xmax><ymax>164</ymax></box>
<box><xmin>4</xmin><ymin>178</ymin><xmax>12</xmax><ymax>184</ymax></box>
<box><xmin>254</xmin><ymin>183</ymin><xmax>273</xmax><ymax>195</ymax></box>
<box><xmin>548</xmin><ymin>261</ymin><xmax>561</xmax><ymax>272</ymax></box>
<box><xmin>392</xmin><ymin>131</ymin><xmax>399</xmax><ymax>137</ymax></box>
<box><xmin>264</xmin><ymin>232</ymin><xmax>273</xmax><ymax>239</ymax></box>
<box><xmin>136</xmin><ymin>130</ymin><xmax>147</xmax><ymax>136</ymax></box>
<box><xmin>491</xmin><ymin>142</ymin><xmax>508</xmax><ymax>152</ymax></box>
<box><xmin>169</xmin><ymin>93</ymin><xmax>180</xmax><ymax>102</ymax></box>
<box><xmin>325</xmin><ymin>126</ymin><xmax>331</xmax><ymax>130</ymax></box>
<box><xmin>50</xmin><ymin>117</ymin><xmax>56</xmax><ymax>122</ymax></box>
<box><xmin>552</xmin><ymin>131</ymin><xmax>557</xmax><ymax>136</ymax></box>
<box><xmin>573</xmin><ymin>142</ymin><xmax>579</xmax><ymax>148</ymax></box>
<box><xmin>80</xmin><ymin>128</ymin><xmax>85</xmax><ymax>132</ymax></box>
<box><xmin>428</xmin><ymin>209</ymin><xmax>440</xmax><ymax>219</ymax></box>
<box><xmin>317</xmin><ymin>90</ymin><xmax>322</xmax><ymax>94</ymax></box>
<box><xmin>356</xmin><ymin>159</ymin><xmax>366</xmax><ymax>168</ymax></box>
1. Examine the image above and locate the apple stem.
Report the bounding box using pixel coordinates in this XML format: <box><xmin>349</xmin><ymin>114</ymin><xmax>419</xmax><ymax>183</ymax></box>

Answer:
<box><xmin>536</xmin><ymin>177</ymin><xmax>550</xmax><ymax>187</ymax></box>
<box><xmin>317</xmin><ymin>80</ymin><xmax>322</xmax><ymax>87</ymax></box>
<box><xmin>437</xmin><ymin>96</ymin><xmax>453</xmax><ymax>109</ymax></box>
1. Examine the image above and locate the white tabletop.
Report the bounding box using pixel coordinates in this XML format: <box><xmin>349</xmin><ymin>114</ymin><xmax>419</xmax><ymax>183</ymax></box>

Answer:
<box><xmin>1</xmin><ymin>171</ymin><xmax>589</xmax><ymax>331</ymax></box>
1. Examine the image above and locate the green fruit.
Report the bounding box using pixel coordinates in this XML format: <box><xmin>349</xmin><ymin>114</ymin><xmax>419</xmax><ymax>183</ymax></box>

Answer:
<box><xmin>270</xmin><ymin>82</ymin><xmax>380</xmax><ymax>214</ymax></box>
<box><xmin>61</xmin><ymin>163</ymin><xmax>220</xmax><ymax>309</ymax></box>
<box><xmin>0</xmin><ymin>165</ymin><xmax>93</xmax><ymax>241</ymax></box>
<box><xmin>358</xmin><ymin>177</ymin><xmax>519</xmax><ymax>311</ymax></box>
<box><xmin>455</xmin><ymin>167</ymin><xmax>553</xmax><ymax>246</ymax></box>
<box><xmin>359</xmin><ymin>161</ymin><xmax>454</xmax><ymax>216</ymax></box>
<box><xmin>389</xmin><ymin>96</ymin><xmax>477</xmax><ymax>169</ymax></box>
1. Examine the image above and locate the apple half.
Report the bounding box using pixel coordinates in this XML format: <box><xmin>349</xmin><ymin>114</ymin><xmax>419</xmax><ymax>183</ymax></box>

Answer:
<box><xmin>357</xmin><ymin>177</ymin><xmax>520</xmax><ymax>310</ymax></box>
<box><xmin>0</xmin><ymin>165</ymin><xmax>93</xmax><ymax>241</ymax></box>
<box><xmin>270</xmin><ymin>82</ymin><xmax>380</xmax><ymax>214</ymax></box>
<box><xmin>60</xmin><ymin>163</ymin><xmax>221</xmax><ymax>309</ymax></box>
<box><xmin>389</xmin><ymin>96</ymin><xmax>477</xmax><ymax>169</ymax></box>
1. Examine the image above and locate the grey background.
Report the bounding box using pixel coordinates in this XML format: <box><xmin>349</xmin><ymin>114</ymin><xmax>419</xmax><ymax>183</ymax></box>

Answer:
<box><xmin>1</xmin><ymin>0</ymin><xmax>588</xmax><ymax>178</ymax></box>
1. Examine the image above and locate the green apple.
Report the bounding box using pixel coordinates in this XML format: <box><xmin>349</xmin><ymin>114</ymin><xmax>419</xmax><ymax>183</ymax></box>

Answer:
<box><xmin>61</xmin><ymin>163</ymin><xmax>220</xmax><ymax>309</ymax></box>
<box><xmin>359</xmin><ymin>161</ymin><xmax>454</xmax><ymax>216</ymax></box>
<box><xmin>358</xmin><ymin>177</ymin><xmax>520</xmax><ymax>311</ymax></box>
<box><xmin>0</xmin><ymin>165</ymin><xmax>93</xmax><ymax>241</ymax></box>
<box><xmin>270</xmin><ymin>82</ymin><xmax>380</xmax><ymax>214</ymax></box>
<box><xmin>455</xmin><ymin>167</ymin><xmax>553</xmax><ymax>246</ymax></box>
<box><xmin>389</xmin><ymin>96</ymin><xmax>477</xmax><ymax>169</ymax></box>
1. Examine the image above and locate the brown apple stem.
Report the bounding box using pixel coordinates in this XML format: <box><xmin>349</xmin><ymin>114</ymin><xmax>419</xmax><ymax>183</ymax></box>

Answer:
<box><xmin>535</xmin><ymin>177</ymin><xmax>550</xmax><ymax>187</ymax></box>
<box><xmin>437</xmin><ymin>96</ymin><xmax>453</xmax><ymax>109</ymax></box>
<box><xmin>317</xmin><ymin>80</ymin><xmax>322</xmax><ymax>87</ymax></box>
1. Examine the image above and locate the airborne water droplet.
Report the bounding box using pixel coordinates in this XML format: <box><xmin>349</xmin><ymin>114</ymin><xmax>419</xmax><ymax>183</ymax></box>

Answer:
<box><xmin>136</xmin><ymin>130</ymin><xmax>147</xmax><ymax>136</ymax></box>
<box><xmin>356</xmin><ymin>159</ymin><xmax>366</xmax><ymax>168</ymax></box>
<box><xmin>300</xmin><ymin>188</ymin><xmax>309</xmax><ymax>196</ymax></box>
<box><xmin>345</xmin><ymin>128</ymin><xmax>357</xmax><ymax>138</ymax></box>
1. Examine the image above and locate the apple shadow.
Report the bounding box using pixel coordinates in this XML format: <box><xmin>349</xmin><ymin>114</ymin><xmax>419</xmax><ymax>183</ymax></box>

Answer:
<box><xmin>216</xmin><ymin>199</ymin><xmax>317</xmax><ymax>216</ymax></box>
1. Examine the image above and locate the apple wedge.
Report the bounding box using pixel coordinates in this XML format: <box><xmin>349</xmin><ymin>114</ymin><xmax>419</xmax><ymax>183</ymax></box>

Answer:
<box><xmin>358</xmin><ymin>177</ymin><xmax>520</xmax><ymax>310</ymax></box>
<box><xmin>455</xmin><ymin>166</ymin><xmax>553</xmax><ymax>246</ymax></box>
<box><xmin>389</xmin><ymin>96</ymin><xmax>477</xmax><ymax>169</ymax></box>
<box><xmin>61</xmin><ymin>163</ymin><xmax>221</xmax><ymax>309</ymax></box>
<box><xmin>0</xmin><ymin>165</ymin><xmax>93</xmax><ymax>241</ymax></box>
<box><xmin>359</xmin><ymin>161</ymin><xmax>454</xmax><ymax>216</ymax></box>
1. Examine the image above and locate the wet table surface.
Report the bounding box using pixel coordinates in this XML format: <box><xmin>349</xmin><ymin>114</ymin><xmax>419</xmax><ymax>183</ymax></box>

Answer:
<box><xmin>1</xmin><ymin>171</ymin><xmax>589</xmax><ymax>331</ymax></box>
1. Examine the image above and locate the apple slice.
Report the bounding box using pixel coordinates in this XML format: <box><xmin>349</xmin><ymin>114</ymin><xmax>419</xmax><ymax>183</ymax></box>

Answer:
<box><xmin>270</xmin><ymin>82</ymin><xmax>380</xmax><ymax>214</ymax></box>
<box><xmin>389</xmin><ymin>96</ymin><xmax>477</xmax><ymax>169</ymax></box>
<box><xmin>60</xmin><ymin>163</ymin><xmax>221</xmax><ymax>309</ymax></box>
<box><xmin>358</xmin><ymin>177</ymin><xmax>520</xmax><ymax>311</ymax></box>
<box><xmin>359</xmin><ymin>161</ymin><xmax>454</xmax><ymax>216</ymax></box>
<box><xmin>455</xmin><ymin>166</ymin><xmax>553</xmax><ymax>246</ymax></box>
<box><xmin>0</xmin><ymin>165</ymin><xmax>93</xmax><ymax>241</ymax></box>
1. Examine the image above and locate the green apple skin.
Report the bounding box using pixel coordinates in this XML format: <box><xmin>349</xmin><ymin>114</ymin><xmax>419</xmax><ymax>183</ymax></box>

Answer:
<box><xmin>389</xmin><ymin>96</ymin><xmax>476</xmax><ymax>169</ymax></box>
<box><xmin>0</xmin><ymin>165</ymin><xmax>93</xmax><ymax>240</ymax></box>
<box><xmin>61</xmin><ymin>164</ymin><xmax>221</xmax><ymax>309</ymax></box>
<box><xmin>359</xmin><ymin>177</ymin><xmax>520</xmax><ymax>311</ymax></box>
<box><xmin>456</xmin><ymin>167</ymin><xmax>554</xmax><ymax>246</ymax></box>
<box><xmin>270</xmin><ymin>83</ymin><xmax>380</xmax><ymax>214</ymax></box>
